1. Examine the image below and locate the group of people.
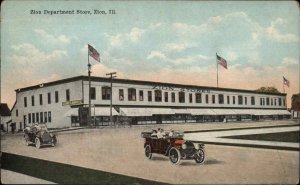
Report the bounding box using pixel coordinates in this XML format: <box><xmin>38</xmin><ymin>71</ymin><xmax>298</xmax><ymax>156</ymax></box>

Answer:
<box><xmin>151</xmin><ymin>128</ymin><xmax>175</xmax><ymax>139</ymax></box>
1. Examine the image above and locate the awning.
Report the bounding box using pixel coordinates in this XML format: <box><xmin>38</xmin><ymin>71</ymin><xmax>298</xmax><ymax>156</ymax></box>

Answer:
<box><xmin>64</xmin><ymin>108</ymin><xmax>78</xmax><ymax>117</ymax></box>
<box><xmin>190</xmin><ymin>109</ymin><xmax>216</xmax><ymax>115</ymax></box>
<box><xmin>120</xmin><ymin>108</ymin><xmax>175</xmax><ymax>116</ymax></box>
<box><xmin>64</xmin><ymin>107</ymin><xmax>119</xmax><ymax>117</ymax></box>
<box><xmin>172</xmin><ymin>109</ymin><xmax>191</xmax><ymax>114</ymax></box>
<box><xmin>212</xmin><ymin>109</ymin><xmax>237</xmax><ymax>115</ymax></box>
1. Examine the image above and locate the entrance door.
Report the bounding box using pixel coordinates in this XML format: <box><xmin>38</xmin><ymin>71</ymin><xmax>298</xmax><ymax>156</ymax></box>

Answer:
<box><xmin>79</xmin><ymin>107</ymin><xmax>88</xmax><ymax>126</ymax></box>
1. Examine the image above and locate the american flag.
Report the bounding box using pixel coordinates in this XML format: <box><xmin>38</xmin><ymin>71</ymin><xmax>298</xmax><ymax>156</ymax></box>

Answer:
<box><xmin>283</xmin><ymin>76</ymin><xmax>290</xmax><ymax>87</ymax></box>
<box><xmin>216</xmin><ymin>54</ymin><xmax>227</xmax><ymax>69</ymax></box>
<box><xmin>88</xmin><ymin>44</ymin><xmax>100</xmax><ymax>62</ymax></box>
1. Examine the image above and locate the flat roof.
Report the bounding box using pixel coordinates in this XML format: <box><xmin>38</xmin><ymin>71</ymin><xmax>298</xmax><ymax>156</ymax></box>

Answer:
<box><xmin>15</xmin><ymin>75</ymin><xmax>286</xmax><ymax>96</ymax></box>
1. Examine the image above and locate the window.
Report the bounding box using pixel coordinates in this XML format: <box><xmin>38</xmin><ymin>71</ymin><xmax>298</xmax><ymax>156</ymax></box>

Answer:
<box><xmin>179</xmin><ymin>92</ymin><xmax>185</xmax><ymax>103</ymax></box>
<box><xmin>171</xmin><ymin>92</ymin><xmax>175</xmax><ymax>103</ymax></box>
<box><xmin>218</xmin><ymin>94</ymin><xmax>224</xmax><ymax>104</ymax></box>
<box><xmin>205</xmin><ymin>94</ymin><xmax>209</xmax><ymax>104</ymax></box>
<box><xmin>262</xmin><ymin>98</ymin><xmax>265</xmax><ymax>105</ymax></box>
<box><xmin>102</xmin><ymin>86</ymin><xmax>111</xmax><ymax>100</ymax></box>
<box><xmin>39</xmin><ymin>94</ymin><xmax>43</xmax><ymax>105</ymax></box>
<box><xmin>227</xmin><ymin>96</ymin><xmax>230</xmax><ymax>104</ymax></box>
<box><xmin>266</xmin><ymin>97</ymin><xmax>270</xmax><ymax>106</ymax></box>
<box><xmin>260</xmin><ymin>98</ymin><xmax>262</xmax><ymax>106</ymax></box>
<box><xmin>40</xmin><ymin>112</ymin><xmax>43</xmax><ymax>123</ymax></box>
<box><xmin>128</xmin><ymin>88</ymin><xmax>136</xmax><ymax>101</ymax></box>
<box><xmin>48</xmin><ymin>112</ymin><xmax>51</xmax><ymax>122</ymax></box>
<box><xmin>251</xmin><ymin>97</ymin><xmax>255</xmax><ymax>105</ymax></box>
<box><xmin>244</xmin><ymin>97</ymin><xmax>247</xmax><ymax>105</ymax></box>
<box><xmin>55</xmin><ymin>91</ymin><xmax>59</xmax><ymax>103</ymax></box>
<box><xmin>189</xmin><ymin>93</ymin><xmax>193</xmax><ymax>103</ymax></box>
<box><xmin>66</xmin><ymin>89</ymin><xmax>70</xmax><ymax>101</ymax></box>
<box><xmin>271</xmin><ymin>98</ymin><xmax>273</xmax><ymax>106</ymax></box>
<box><xmin>36</xmin><ymin>113</ymin><xmax>39</xmax><ymax>123</ymax></box>
<box><xmin>148</xmin><ymin>91</ymin><xmax>152</xmax><ymax>102</ymax></box>
<box><xmin>44</xmin><ymin>112</ymin><xmax>48</xmax><ymax>122</ymax></box>
<box><xmin>164</xmin><ymin>92</ymin><xmax>168</xmax><ymax>102</ymax></box>
<box><xmin>28</xmin><ymin>113</ymin><xmax>31</xmax><ymax>123</ymax></box>
<box><xmin>119</xmin><ymin>89</ymin><xmax>124</xmax><ymax>101</ymax></box>
<box><xmin>24</xmin><ymin>97</ymin><xmax>27</xmax><ymax>107</ymax></box>
<box><xmin>91</xmin><ymin>87</ymin><xmax>96</xmax><ymax>100</ymax></box>
<box><xmin>16</xmin><ymin>109</ymin><xmax>18</xmax><ymax>117</ymax></box>
<box><xmin>212</xmin><ymin>95</ymin><xmax>215</xmax><ymax>104</ymax></box>
<box><xmin>233</xmin><ymin>96</ymin><xmax>236</xmax><ymax>104</ymax></box>
<box><xmin>154</xmin><ymin>90</ymin><xmax>162</xmax><ymax>102</ymax></box>
<box><xmin>31</xmin><ymin>95</ymin><xmax>35</xmax><ymax>106</ymax></box>
<box><xmin>238</xmin><ymin>96</ymin><xmax>243</xmax><ymax>105</ymax></box>
<box><xmin>32</xmin><ymin>113</ymin><xmax>35</xmax><ymax>123</ymax></box>
<box><xmin>195</xmin><ymin>93</ymin><xmax>202</xmax><ymax>103</ymax></box>
<box><xmin>274</xmin><ymin>99</ymin><xmax>277</xmax><ymax>106</ymax></box>
<box><xmin>279</xmin><ymin>98</ymin><xmax>282</xmax><ymax>106</ymax></box>
<box><xmin>283</xmin><ymin>98</ymin><xmax>286</xmax><ymax>106</ymax></box>
<box><xmin>48</xmin><ymin>93</ymin><xmax>51</xmax><ymax>104</ymax></box>
<box><xmin>139</xmin><ymin>90</ymin><xmax>144</xmax><ymax>101</ymax></box>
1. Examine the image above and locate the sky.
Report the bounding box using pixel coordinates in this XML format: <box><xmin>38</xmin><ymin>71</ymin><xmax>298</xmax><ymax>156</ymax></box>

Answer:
<box><xmin>1</xmin><ymin>0</ymin><xmax>299</xmax><ymax>109</ymax></box>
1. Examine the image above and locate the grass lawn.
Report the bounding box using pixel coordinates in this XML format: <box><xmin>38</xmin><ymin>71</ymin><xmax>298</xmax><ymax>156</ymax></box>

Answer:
<box><xmin>222</xmin><ymin>131</ymin><xmax>300</xmax><ymax>143</ymax></box>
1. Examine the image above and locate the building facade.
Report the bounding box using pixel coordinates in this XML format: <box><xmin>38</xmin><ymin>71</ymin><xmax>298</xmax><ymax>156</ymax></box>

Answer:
<box><xmin>0</xmin><ymin>103</ymin><xmax>12</xmax><ymax>132</ymax></box>
<box><xmin>291</xmin><ymin>93</ymin><xmax>300</xmax><ymax>119</ymax></box>
<box><xmin>11</xmin><ymin>76</ymin><xmax>291</xmax><ymax>129</ymax></box>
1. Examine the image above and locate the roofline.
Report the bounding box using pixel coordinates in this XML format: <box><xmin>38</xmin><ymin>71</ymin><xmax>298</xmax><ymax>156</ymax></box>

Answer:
<box><xmin>15</xmin><ymin>75</ymin><xmax>287</xmax><ymax>96</ymax></box>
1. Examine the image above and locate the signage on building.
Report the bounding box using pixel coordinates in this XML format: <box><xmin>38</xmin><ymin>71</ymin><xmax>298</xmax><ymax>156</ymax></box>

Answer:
<box><xmin>62</xmin><ymin>99</ymin><xmax>83</xmax><ymax>106</ymax></box>
<box><xmin>152</xmin><ymin>85</ymin><xmax>210</xmax><ymax>93</ymax></box>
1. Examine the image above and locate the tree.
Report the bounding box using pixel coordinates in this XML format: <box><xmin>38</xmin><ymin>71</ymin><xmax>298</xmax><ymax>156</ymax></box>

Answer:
<box><xmin>255</xmin><ymin>86</ymin><xmax>280</xmax><ymax>93</ymax></box>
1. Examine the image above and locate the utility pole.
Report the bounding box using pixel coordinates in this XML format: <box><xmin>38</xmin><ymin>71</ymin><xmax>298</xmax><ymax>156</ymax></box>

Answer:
<box><xmin>106</xmin><ymin>72</ymin><xmax>117</xmax><ymax>126</ymax></box>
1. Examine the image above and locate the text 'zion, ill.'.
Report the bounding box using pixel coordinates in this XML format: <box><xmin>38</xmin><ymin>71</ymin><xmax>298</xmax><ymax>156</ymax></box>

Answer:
<box><xmin>30</xmin><ymin>9</ymin><xmax>116</xmax><ymax>15</ymax></box>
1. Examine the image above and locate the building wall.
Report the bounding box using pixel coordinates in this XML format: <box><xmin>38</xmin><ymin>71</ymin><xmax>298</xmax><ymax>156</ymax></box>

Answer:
<box><xmin>11</xmin><ymin>80</ymin><xmax>83</xmax><ymax>129</ymax></box>
<box><xmin>83</xmin><ymin>81</ymin><xmax>286</xmax><ymax>109</ymax></box>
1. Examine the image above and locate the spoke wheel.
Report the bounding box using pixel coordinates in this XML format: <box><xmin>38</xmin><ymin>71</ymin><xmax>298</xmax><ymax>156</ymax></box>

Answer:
<box><xmin>145</xmin><ymin>145</ymin><xmax>152</xmax><ymax>159</ymax></box>
<box><xmin>169</xmin><ymin>147</ymin><xmax>181</xmax><ymax>165</ymax></box>
<box><xmin>195</xmin><ymin>149</ymin><xmax>205</xmax><ymax>164</ymax></box>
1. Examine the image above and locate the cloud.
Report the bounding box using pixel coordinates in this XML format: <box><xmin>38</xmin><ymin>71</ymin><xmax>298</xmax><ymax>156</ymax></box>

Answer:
<box><xmin>34</xmin><ymin>29</ymin><xmax>71</xmax><ymax>45</ymax></box>
<box><xmin>165</xmin><ymin>42</ymin><xmax>195</xmax><ymax>52</ymax></box>
<box><xmin>105</xmin><ymin>27</ymin><xmax>145</xmax><ymax>48</ymax></box>
<box><xmin>264</xmin><ymin>26</ymin><xmax>298</xmax><ymax>43</ymax></box>
<box><xmin>147</xmin><ymin>51</ymin><xmax>168</xmax><ymax>61</ymax></box>
<box><xmin>281</xmin><ymin>57</ymin><xmax>298</xmax><ymax>66</ymax></box>
<box><xmin>10</xmin><ymin>43</ymin><xmax>67</xmax><ymax>64</ymax></box>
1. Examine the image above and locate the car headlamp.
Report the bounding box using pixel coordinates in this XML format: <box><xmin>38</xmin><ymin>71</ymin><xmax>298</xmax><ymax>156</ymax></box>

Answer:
<box><xmin>182</xmin><ymin>143</ymin><xmax>187</xmax><ymax>149</ymax></box>
<box><xmin>194</xmin><ymin>143</ymin><xmax>200</xmax><ymax>150</ymax></box>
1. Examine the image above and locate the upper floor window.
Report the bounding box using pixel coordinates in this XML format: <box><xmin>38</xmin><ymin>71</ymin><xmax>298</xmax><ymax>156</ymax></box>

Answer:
<box><xmin>195</xmin><ymin>93</ymin><xmax>202</xmax><ymax>103</ymax></box>
<box><xmin>212</xmin><ymin>95</ymin><xmax>215</xmax><ymax>104</ymax></box>
<box><xmin>48</xmin><ymin>92</ymin><xmax>51</xmax><ymax>104</ymax></box>
<box><xmin>271</xmin><ymin>98</ymin><xmax>273</xmax><ymax>106</ymax></box>
<box><xmin>148</xmin><ymin>91</ymin><xmax>152</xmax><ymax>102</ymax></box>
<box><xmin>274</xmin><ymin>99</ymin><xmax>277</xmax><ymax>106</ymax></box>
<box><xmin>40</xmin><ymin>112</ymin><xmax>44</xmax><ymax>123</ymax></box>
<box><xmin>283</xmin><ymin>98</ymin><xmax>286</xmax><ymax>106</ymax></box>
<box><xmin>154</xmin><ymin>90</ymin><xmax>162</xmax><ymax>102</ymax></box>
<box><xmin>31</xmin><ymin>95</ymin><xmax>35</xmax><ymax>106</ymax></box>
<box><xmin>66</xmin><ymin>89</ymin><xmax>70</xmax><ymax>101</ymax></box>
<box><xmin>266</xmin><ymin>97</ymin><xmax>270</xmax><ymax>106</ymax></box>
<box><xmin>279</xmin><ymin>98</ymin><xmax>282</xmax><ymax>106</ymax></box>
<box><xmin>179</xmin><ymin>92</ymin><xmax>185</xmax><ymax>103</ymax></box>
<box><xmin>227</xmin><ymin>96</ymin><xmax>230</xmax><ymax>104</ymax></box>
<box><xmin>16</xmin><ymin>109</ymin><xmax>18</xmax><ymax>117</ymax></box>
<box><xmin>102</xmin><ymin>86</ymin><xmax>111</xmax><ymax>100</ymax></box>
<box><xmin>139</xmin><ymin>90</ymin><xmax>144</xmax><ymax>101</ymax></box>
<box><xmin>244</xmin><ymin>97</ymin><xmax>247</xmax><ymax>105</ymax></box>
<box><xmin>218</xmin><ymin>94</ymin><xmax>224</xmax><ymax>104</ymax></box>
<box><xmin>39</xmin><ymin>94</ymin><xmax>43</xmax><ymax>105</ymax></box>
<box><xmin>171</xmin><ymin>92</ymin><xmax>175</xmax><ymax>103</ymax></box>
<box><xmin>164</xmin><ymin>92</ymin><xmax>168</xmax><ymax>102</ymax></box>
<box><xmin>48</xmin><ymin>111</ymin><xmax>52</xmax><ymax>123</ymax></box>
<box><xmin>91</xmin><ymin>87</ymin><xmax>96</xmax><ymax>100</ymax></box>
<box><xmin>251</xmin><ymin>96</ymin><xmax>255</xmax><ymax>105</ymax></box>
<box><xmin>128</xmin><ymin>88</ymin><xmax>136</xmax><ymax>101</ymax></box>
<box><xmin>24</xmin><ymin>97</ymin><xmax>27</xmax><ymax>107</ymax></box>
<box><xmin>55</xmin><ymin>91</ymin><xmax>59</xmax><ymax>103</ymax></box>
<box><xmin>205</xmin><ymin>94</ymin><xmax>209</xmax><ymax>104</ymax></box>
<box><xmin>36</xmin><ymin>113</ymin><xmax>39</xmax><ymax>123</ymax></box>
<box><xmin>238</xmin><ymin>96</ymin><xmax>243</xmax><ymax>105</ymax></box>
<box><xmin>233</xmin><ymin>96</ymin><xmax>236</xmax><ymax>104</ymax></box>
<box><xmin>119</xmin><ymin>89</ymin><xmax>124</xmax><ymax>101</ymax></box>
<box><xmin>189</xmin><ymin>93</ymin><xmax>193</xmax><ymax>103</ymax></box>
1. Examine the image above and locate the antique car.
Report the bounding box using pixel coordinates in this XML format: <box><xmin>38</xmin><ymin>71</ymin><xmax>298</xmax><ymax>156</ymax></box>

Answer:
<box><xmin>24</xmin><ymin>123</ymin><xmax>57</xmax><ymax>149</ymax></box>
<box><xmin>141</xmin><ymin>129</ymin><xmax>205</xmax><ymax>165</ymax></box>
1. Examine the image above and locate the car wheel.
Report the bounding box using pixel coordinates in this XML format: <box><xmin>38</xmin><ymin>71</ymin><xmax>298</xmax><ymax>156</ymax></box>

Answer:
<box><xmin>145</xmin><ymin>145</ymin><xmax>152</xmax><ymax>159</ymax></box>
<box><xmin>195</xmin><ymin>149</ymin><xmax>205</xmax><ymax>164</ymax></box>
<box><xmin>35</xmin><ymin>138</ymin><xmax>41</xmax><ymax>149</ymax></box>
<box><xmin>24</xmin><ymin>136</ymin><xmax>30</xmax><ymax>146</ymax></box>
<box><xmin>169</xmin><ymin>147</ymin><xmax>181</xmax><ymax>165</ymax></box>
<box><xmin>51</xmin><ymin>136</ymin><xmax>57</xmax><ymax>147</ymax></box>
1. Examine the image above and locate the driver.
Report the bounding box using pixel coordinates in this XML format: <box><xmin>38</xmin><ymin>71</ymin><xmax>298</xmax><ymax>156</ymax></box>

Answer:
<box><xmin>157</xmin><ymin>128</ymin><xmax>166</xmax><ymax>139</ymax></box>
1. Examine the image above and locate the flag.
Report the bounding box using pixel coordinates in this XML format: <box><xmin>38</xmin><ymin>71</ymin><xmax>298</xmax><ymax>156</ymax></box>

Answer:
<box><xmin>88</xmin><ymin>44</ymin><xmax>100</xmax><ymax>62</ymax></box>
<box><xmin>216</xmin><ymin>54</ymin><xmax>227</xmax><ymax>69</ymax></box>
<box><xmin>283</xmin><ymin>76</ymin><xmax>290</xmax><ymax>87</ymax></box>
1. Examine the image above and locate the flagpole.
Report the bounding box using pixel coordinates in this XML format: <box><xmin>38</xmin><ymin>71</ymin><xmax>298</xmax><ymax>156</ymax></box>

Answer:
<box><xmin>283</xmin><ymin>78</ymin><xmax>285</xmax><ymax>93</ymax></box>
<box><xmin>88</xmin><ymin>45</ymin><xmax>92</xmax><ymax>127</ymax></box>
<box><xmin>216</xmin><ymin>53</ymin><xmax>219</xmax><ymax>88</ymax></box>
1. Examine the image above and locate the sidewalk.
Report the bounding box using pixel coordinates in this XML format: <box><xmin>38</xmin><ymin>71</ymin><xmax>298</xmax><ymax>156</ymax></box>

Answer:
<box><xmin>1</xmin><ymin>169</ymin><xmax>55</xmax><ymax>184</ymax></box>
